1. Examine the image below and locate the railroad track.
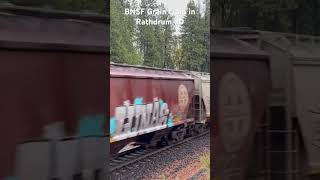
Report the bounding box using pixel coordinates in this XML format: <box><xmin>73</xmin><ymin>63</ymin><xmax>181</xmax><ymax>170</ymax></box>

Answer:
<box><xmin>110</xmin><ymin>130</ymin><xmax>210</xmax><ymax>172</ymax></box>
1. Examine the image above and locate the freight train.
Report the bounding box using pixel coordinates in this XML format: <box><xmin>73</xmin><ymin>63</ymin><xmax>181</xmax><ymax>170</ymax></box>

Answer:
<box><xmin>110</xmin><ymin>63</ymin><xmax>210</xmax><ymax>156</ymax></box>
<box><xmin>0</xmin><ymin>5</ymin><xmax>107</xmax><ymax>180</ymax></box>
<box><xmin>212</xmin><ymin>28</ymin><xmax>320</xmax><ymax>180</ymax></box>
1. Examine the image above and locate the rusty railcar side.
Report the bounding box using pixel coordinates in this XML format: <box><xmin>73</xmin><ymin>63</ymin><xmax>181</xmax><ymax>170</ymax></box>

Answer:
<box><xmin>188</xmin><ymin>71</ymin><xmax>210</xmax><ymax>122</ymax></box>
<box><xmin>236</xmin><ymin>30</ymin><xmax>320</xmax><ymax>180</ymax></box>
<box><xmin>110</xmin><ymin>63</ymin><xmax>195</xmax><ymax>155</ymax></box>
<box><xmin>0</xmin><ymin>6</ymin><xmax>108</xmax><ymax>180</ymax></box>
<box><xmin>211</xmin><ymin>31</ymin><xmax>271</xmax><ymax>180</ymax></box>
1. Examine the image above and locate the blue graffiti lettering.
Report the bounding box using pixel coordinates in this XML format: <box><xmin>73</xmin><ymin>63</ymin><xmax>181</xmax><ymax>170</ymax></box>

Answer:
<box><xmin>167</xmin><ymin>116</ymin><xmax>174</xmax><ymax>128</ymax></box>
<box><xmin>4</xmin><ymin>176</ymin><xmax>16</xmax><ymax>180</ymax></box>
<box><xmin>111</xmin><ymin>98</ymin><xmax>171</xmax><ymax>138</ymax></box>
<box><xmin>77</xmin><ymin>114</ymin><xmax>105</xmax><ymax>136</ymax></box>
<box><xmin>159</xmin><ymin>99</ymin><xmax>164</xmax><ymax>107</ymax></box>
<box><xmin>134</xmin><ymin>97</ymin><xmax>143</xmax><ymax>105</ymax></box>
<box><xmin>110</xmin><ymin>117</ymin><xmax>117</xmax><ymax>135</ymax></box>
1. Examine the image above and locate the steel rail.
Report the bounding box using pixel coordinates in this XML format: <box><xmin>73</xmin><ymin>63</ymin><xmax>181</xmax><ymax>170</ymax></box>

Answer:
<box><xmin>110</xmin><ymin>130</ymin><xmax>209</xmax><ymax>172</ymax></box>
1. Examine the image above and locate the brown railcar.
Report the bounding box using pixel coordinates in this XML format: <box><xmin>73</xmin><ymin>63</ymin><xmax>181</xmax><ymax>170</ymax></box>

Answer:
<box><xmin>110</xmin><ymin>63</ymin><xmax>196</xmax><ymax>155</ymax></box>
<box><xmin>211</xmin><ymin>30</ymin><xmax>271</xmax><ymax>180</ymax></box>
<box><xmin>0</xmin><ymin>5</ymin><xmax>108</xmax><ymax>180</ymax></box>
<box><xmin>212</xmin><ymin>28</ymin><xmax>320</xmax><ymax>180</ymax></box>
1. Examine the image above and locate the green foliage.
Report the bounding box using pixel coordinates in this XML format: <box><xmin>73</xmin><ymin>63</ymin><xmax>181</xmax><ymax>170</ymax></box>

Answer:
<box><xmin>173</xmin><ymin>47</ymin><xmax>183</xmax><ymax>70</ymax></box>
<box><xmin>110</xmin><ymin>0</ymin><xmax>209</xmax><ymax>71</ymax></box>
<box><xmin>8</xmin><ymin>0</ymin><xmax>106</xmax><ymax>13</ymax></box>
<box><xmin>137</xmin><ymin>0</ymin><xmax>172</xmax><ymax>67</ymax></box>
<box><xmin>212</xmin><ymin>0</ymin><xmax>320</xmax><ymax>35</ymax></box>
<box><xmin>180</xmin><ymin>0</ymin><xmax>209</xmax><ymax>72</ymax></box>
<box><xmin>160</xmin><ymin>174</ymin><xmax>168</xmax><ymax>180</ymax></box>
<box><xmin>159</xmin><ymin>3</ymin><xmax>176</xmax><ymax>69</ymax></box>
<box><xmin>200</xmin><ymin>153</ymin><xmax>210</xmax><ymax>170</ymax></box>
<box><xmin>110</xmin><ymin>0</ymin><xmax>142</xmax><ymax>64</ymax></box>
<box><xmin>294</xmin><ymin>0</ymin><xmax>320</xmax><ymax>35</ymax></box>
<box><xmin>200</xmin><ymin>152</ymin><xmax>210</xmax><ymax>179</ymax></box>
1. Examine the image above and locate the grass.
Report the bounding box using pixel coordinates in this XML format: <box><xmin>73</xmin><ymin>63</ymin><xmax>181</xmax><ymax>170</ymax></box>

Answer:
<box><xmin>200</xmin><ymin>152</ymin><xmax>210</xmax><ymax>179</ymax></box>
<box><xmin>161</xmin><ymin>174</ymin><xmax>168</xmax><ymax>180</ymax></box>
<box><xmin>200</xmin><ymin>153</ymin><xmax>210</xmax><ymax>170</ymax></box>
<box><xmin>160</xmin><ymin>153</ymin><xmax>211</xmax><ymax>180</ymax></box>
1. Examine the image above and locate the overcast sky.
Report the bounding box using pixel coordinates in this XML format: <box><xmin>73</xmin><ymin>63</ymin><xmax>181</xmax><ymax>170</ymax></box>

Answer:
<box><xmin>134</xmin><ymin>0</ymin><xmax>206</xmax><ymax>35</ymax></box>
<box><xmin>157</xmin><ymin>0</ymin><xmax>192</xmax><ymax>34</ymax></box>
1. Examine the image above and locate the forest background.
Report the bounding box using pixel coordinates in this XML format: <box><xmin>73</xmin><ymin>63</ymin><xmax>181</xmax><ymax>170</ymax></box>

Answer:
<box><xmin>110</xmin><ymin>0</ymin><xmax>210</xmax><ymax>72</ymax></box>
<box><xmin>6</xmin><ymin>0</ymin><xmax>320</xmax><ymax>71</ymax></box>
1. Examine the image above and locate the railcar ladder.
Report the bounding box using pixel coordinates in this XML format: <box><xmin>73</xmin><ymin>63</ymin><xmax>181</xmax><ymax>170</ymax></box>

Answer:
<box><xmin>266</xmin><ymin>107</ymin><xmax>299</xmax><ymax>180</ymax></box>
<box><xmin>192</xmin><ymin>89</ymin><xmax>203</xmax><ymax>123</ymax></box>
<box><xmin>266</xmin><ymin>129</ymin><xmax>299</xmax><ymax>180</ymax></box>
<box><xmin>195</xmin><ymin>82</ymin><xmax>205</xmax><ymax>123</ymax></box>
<box><xmin>247</xmin><ymin>111</ymin><xmax>270</xmax><ymax>180</ymax></box>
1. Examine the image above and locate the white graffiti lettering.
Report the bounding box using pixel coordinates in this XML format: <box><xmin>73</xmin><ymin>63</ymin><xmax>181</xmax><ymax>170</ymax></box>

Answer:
<box><xmin>112</xmin><ymin>99</ymin><xmax>170</xmax><ymax>137</ymax></box>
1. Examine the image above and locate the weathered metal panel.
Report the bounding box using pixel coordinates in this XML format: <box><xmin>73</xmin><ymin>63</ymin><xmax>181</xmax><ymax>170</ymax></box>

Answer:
<box><xmin>110</xmin><ymin>63</ymin><xmax>193</xmax><ymax>80</ymax></box>
<box><xmin>202</xmin><ymin>81</ymin><xmax>210</xmax><ymax>117</ymax></box>
<box><xmin>0</xmin><ymin>51</ymin><xmax>107</xmax><ymax>179</ymax></box>
<box><xmin>211</xmin><ymin>33</ymin><xmax>269</xmax><ymax>60</ymax></box>
<box><xmin>253</xmin><ymin>32</ymin><xmax>320</xmax><ymax>176</ymax></box>
<box><xmin>212</xmin><ymin>58</ymin><xmax>270</xmax><ymax>180</ymax></box>
<box><xmin>0</xmin><ymin>7</ymin><xmax>108</xmax><ymax>180</ymax></box>
<box><xmin>293</xmin><ymin>65</ymin><xmax>320</xmax><ymax>174</ymax></box>
<box><xmin>213</xmin><ymin>29</ymin><xmax>320</xmax><ymax>179</ymax></box>
<box><xmin>0</xmin><ymin>8</ymin><xmax>107</xmax><ymax>51</ymax></box>
<box><xmin>110</xmin><ymin>65</ymin><xmax>194</xmax><ymax>147</ymax></box>
<box><xmin>189</xmin><ymin>72</ymin><xmax>210</xmax><ymax>118</ymax></box>
<box><xmin>212</xmin><ymin>34</ymin><xmax>271</xmax><ymax>180</ymax></box>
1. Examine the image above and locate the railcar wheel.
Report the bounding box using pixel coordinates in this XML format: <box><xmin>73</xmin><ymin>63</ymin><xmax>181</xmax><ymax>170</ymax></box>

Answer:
<box><xmin>171</xmin><ymin>128</ymin><xmax>186</xmax><ymax>143</ymax></box>
<box><xmin>194</xmin><ymin>124</ymin><xmax>204</xmax><ymax>134</ymax></box>
<box><xmin>157</xmin><ymin>135</ymin><xmax>169</xmax><ymax>147</ymax></box>
<box><xmin>187</xmin><ymin>125</ymin><xmax>195</xmax><ymax>137</ymax></box>
<box><xmin>171</xmin><ymin>130</ymin><xmax>179</xmax><ymax>143</ymax></box>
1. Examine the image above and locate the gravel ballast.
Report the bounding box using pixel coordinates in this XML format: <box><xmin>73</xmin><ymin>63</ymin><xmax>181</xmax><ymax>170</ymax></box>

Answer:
<box><xmin>110</xmin><ymin>133</ymin><xmax>210</xmax><ymax>180</ymax></box>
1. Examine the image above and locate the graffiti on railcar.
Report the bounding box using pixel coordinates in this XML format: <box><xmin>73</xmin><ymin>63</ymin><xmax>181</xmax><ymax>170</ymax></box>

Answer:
<box><xmin>8</xmin><ymin>113</ymin><xmax>106</xmax><ymax>180</ymax></box>
<box><xmin>110</xmin><ymin>97</ymin><xmax>175</xmax><ymax>142</ymax></box>
<box><xmin>77</xmin><ymin>113</ymin><xmax>106</xmax><ymax>136</ymax></box>
<box><xmin>41</xmin><ymin>114</ymin><xmax>106</xmax><ymax>138</ymax></box>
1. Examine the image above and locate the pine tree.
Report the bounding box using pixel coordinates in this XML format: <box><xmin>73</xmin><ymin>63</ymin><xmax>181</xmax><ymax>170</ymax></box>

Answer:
<box><xmin>211</xmin><ymin>0</ymin><xmax>320</xmax><ymax>36</ymax></box>
<box><xmin>202</xmin><ymin>0</ymin><xmax>210</xmax><ymax>72</ymax></box>
<box><xmin>158</xmin><ymin>3</ymin><xmax>175</xmax><ymax>69</ymax></box>
<box><xmin>10</xmin><ymin>0</ymin><xmax>106</xmax><ymax>13</ymax></box>
<box><xmin>137</xmin><ymin>0</ymin><xmax>162</xmax><ymax>67</ymax></box>
<box><xmin>180</xmin><ymin>0</ymin><xmax>208</xmax><ymax>71</ymax></box>
<box><xmin>110</xmin><ymin>0</ymin><xmax>142</xmax><ymax>64</ymax></box>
